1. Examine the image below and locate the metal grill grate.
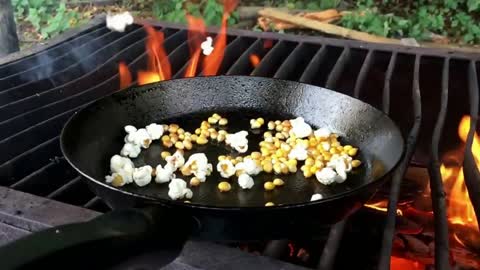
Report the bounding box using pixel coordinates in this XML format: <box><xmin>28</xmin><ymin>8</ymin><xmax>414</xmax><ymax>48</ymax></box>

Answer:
<box><xmin>0</xmin><ymin>16</ymin><xmax>479</xmax><ymax>270</ymax></box>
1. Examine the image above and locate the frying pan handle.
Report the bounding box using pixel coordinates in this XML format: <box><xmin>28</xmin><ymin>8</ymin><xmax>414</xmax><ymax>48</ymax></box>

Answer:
<box><xmin>0</xmin><ymin>207</ymin><xmax>194</xmax><ymax>269</ymax></box>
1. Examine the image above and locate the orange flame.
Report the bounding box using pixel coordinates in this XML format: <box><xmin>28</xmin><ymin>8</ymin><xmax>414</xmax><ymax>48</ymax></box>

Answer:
<box><xmin>249</xmin><ymin>54</ymin><xmax>261</xmax><ymax>68</ymax></box>
<box><xmin>390</xmin><ymin>256</ymin><xmax>425</xmax><ymax>270</ymax></box>
<box><xmin>440</xmin><ymin>115</ymin><xmax>479</xmax><ymax>247</ymax></box>
<box><xmin>139</xmin><ymin>25</ymin><xmax>171</xmax><ymax>84</ymax></box>
<box><xmin>202</xmin><ymin>0</ymin><xmax>238</xmax><ymax>76</ymax></box>
<box><xmin>264</xmin><ymin>39</ymin><xmax>273</xmax><ymax>49</ymax></box>
<box><xmin>118</xmin><ymin>62</ymin><xmax>132</xmax><ymax>89</ymax></box>
<box><xmin>185</xmin><ymin>15</ymin><xmax>206</xmax><ymax>78</ymax></box>
<box><xmin>364</xmin><ymin>200</ymin><xmax>403</xmax><ymax>216</ymax></box>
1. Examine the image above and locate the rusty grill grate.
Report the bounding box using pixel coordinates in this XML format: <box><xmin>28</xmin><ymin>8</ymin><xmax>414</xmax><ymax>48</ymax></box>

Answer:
<box><xmin>0</xmin><ymin>16</ymin><xmax>479</xmax><ymax>270</ymax></box>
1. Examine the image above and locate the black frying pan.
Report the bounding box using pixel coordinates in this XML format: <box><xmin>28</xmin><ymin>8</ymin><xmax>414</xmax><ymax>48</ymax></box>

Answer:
<box><xmin>0</xmin><ymin>76</ymin><xmax>404</xmax><ymax>269</ymax></box>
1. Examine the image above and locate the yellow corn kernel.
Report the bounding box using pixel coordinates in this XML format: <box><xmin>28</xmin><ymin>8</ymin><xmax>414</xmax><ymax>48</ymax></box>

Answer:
<box><xmin>219</xmin><ymin>118</ymin><xmax>228</xmax><ymax>126</ymax></box>
<box><xmin>174</xmin><ymin>141</ymin><xmax>184</xmax><ymax>150</ymax></box>
<box><xmin>323</xmin><ymin>152</ymin><xmax>332</xmax><ymax>160</ymax></box>
<box><xmin>309</xmin><ymin>166</ymin><xmax>318</xmax><ymax>174</ymax></box>
<box><xmin>348</xmin><ymin>148</ymin><xmax>358</xmax><ymax>156</ymax></box>
<box><xmin>208</xmin><ymin>117</ymin><xmax>218</xmax><ymax>124</ymax></box>
<box><xmin>309</xmin><ymin>149</ymin><xmax>320</xmax><ymax>157</ymax></box>
<box><xmin>287</xmin><ymin>163</ymin><xmax>297</xmax><ymax>173</ymax></box>
<box><xmin>212</xmin><ymin>113</ymin><xmax>221</xmax><ymax>120</ymax></box>
<box><xmin>280</xmin><ymin>163</ymin><xmax>289</xmax><ymax>174</ymax></box>
<box><xmin>218</xmin><ymin>155</ymin><xmax>227</xmax><ymax>161</ymax></box>
<box><xmin>218</xmin><ymin>181</ymin><xmax>231</xmax><ymax>192</ymax></box>
<box><xmin>210</xmin><ymin>131</ymin><xmax>218</xmax><ymax>140</ymax></box>
<box><xmin>195</xmin><ymin>128</ymin><xmax>201</xmax><ymax>135</ymax></box>
<box><xmin>191</xmin><ymin>134</ymin><xmax>198</xmax><ymax>141</ymax></box>
<box><xmin>274</xmin><ymin>120</ymin><xmax>281</xmax><ymax>125</ymax></box>
<box><xmin>273</xmin><ymin>163</ymin><xmax>282</xmax><ymax>174</ymax></box>
<box><xmin>184</xmin><ymin>131</ymin><xmax>192</xmax><ymax>137</ymax></box>
<box><xmin>300</xmin><ymin>165</ymin><xmax>307</xmax><ymax>171</ymax></box>
<box><xmin>178</xmin><ymin>134</ymin><xmax>185</xmax><ymax>140</ymax></box>
<box><xmin>161</xmin><ymin>135</ymin><xmax>170</xmax><ymax>142</ymax></box>
<box><xmin>267</xmin><ymin>121</ymin><xmax>275</xmax><ymax>130</ymax></box>
<box><xmin>305</xmin><ymin>158</ymin><xmax>315</xmax><ymax>166</ymax></box>
<box><xmin>200</xmin><ymin>120</ymin><xmax>210</xmax><ymax>128</ymax></box>
<box><xmin>352</xmin><ymin>160</ymin><xmax>362</xmax><ymax>168</ymax></box>
<box><xmin>168</xmin><ymin>124</ymin><xmax>179</xmax><ymax>133</ymax></box>
<box><xmin>256</xmin><ymin>117</ymin><xmax>264</xmax><ymax>125</ymax></box>
<box><xmin>196</xmin><ymin>135</ymin><xmax>208</xmax><ymax>145</ymax></box>
<box><xmin>200</xmin><ymin>130</ymin><xmax>210</xmax><ymax>138</ymax></box>
<box><xmin>190</xmin><ymin>177</ymin><xmax>201</xmax><ymax>186</ymax></box>
<box><xmin>275</xmin><ymin>133</ymin><xmax>285</xmax><ymax>140</ymax></box>
<box><xmin>315</xmin><ymin>160</ymin><xmax>324</xmax><ymax>169</ymax></box>
<box><xmin>265</xmin><ymin>202</ymin><xmax>275</xmax><ymax>207</ymax></box>
<box><xmin>264</xmin><ymin>131</ymin><xmax>273</xmax><ymax>138</ymax></box>
<box><xmin>264</xmin><ymin>181</ymin><xmax>275</xmax><ymax>191</ymax></box>
<box><xmin>235</xmin><ymin>169</ymin><xmax>245</xmax><ymax>177</ymax></box>
<box><xmin>275</xmin><ymin>149</ymin><xmax>285</xmax><ymax>157</ymax></box>
<box><xmin>274</xmin><ymin>140</ymin><xmax>281</xmax><ymax>149</ymax></box>
<box><xmin>184</xmin><ymin>140</ymin><xmax>193</xmax><ymax>150</ymax></box>
<box><xmin>343</xmin><ymin>145</ymin><xmax>353</xmax><ymax>151</ymax></box>
<box><xmin>263</xmin><ymin>162</ymin><xmax>273</xmax><ymax>173</ymax></box>
<box><xmin>336</xmin><ymin>146</ymin><xmax>343</xmax><ymax>152</ymax></box>
<box><xmin>275</xmin><ymin>125</ymin><xmax>283</xmax><ymax>132</ymax></box>
<box><xmin>218</xmin><ymin>134</ymin><xmax>226</xmax><ymax>142</ymax></box>
<box><xmin>251</xmin><ymin>152</ymin><xmax>262</xmax><ymax>159</ymax></box>
<box><xmin>236</xmin><ymin>156</ymin><xmax>243</xmax><ymax>163</ymax></box>
<box><xmin>331</xmin><ymin>141</ymin><xmax>340</xmax><ymax>147</ymax></box>
<box><xmin>110</xmin><ymin>174</ymin><xmax>124</xmax><ymax>187</ymax></box>
<box><xmin>180</xmin><ymin>166</ymin><xmax>192</xmax><ymax>176</ymax></box>
<box><xmin>329</xmin><ymin>148</ymin><xmax>338</xmax><ymax>154</ymax></box>
<box><xmin>177</xmin><ymin>128</ymin><xmax>185</xmax><ymax>135</ymax></box>
<box><xmin>303</xmin><ymin>170</ymin><xmax>313</xmax><ymax>178</ymax></box>
<box><xmin>163</xmin><ymin>141</ymin><xmax>173</xmax><ymax>148</ymax></box>
<box><xmin>309</xmin><ymin>138</ymin><xmax>317</xmax><ymax>147</ymax></box>
<box><xmin>273</xmin><ymin>178</ymin><xmax>284</xmax><ymax>186</ymax></box>
<box><xmin>161</xmin><ymin>151</ymin><xmax>171</xmax><ymax>159</ymax></box>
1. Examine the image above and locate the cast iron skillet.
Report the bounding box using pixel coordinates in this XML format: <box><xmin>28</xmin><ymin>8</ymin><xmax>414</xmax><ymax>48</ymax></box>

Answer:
<box><xmin>0</xmin><ymin>76</ymin><xmax>404</xmax><ymax>269</ymax></box>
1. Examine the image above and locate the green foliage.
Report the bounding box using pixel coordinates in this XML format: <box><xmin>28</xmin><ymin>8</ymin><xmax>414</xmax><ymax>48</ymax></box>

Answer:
<box><xmin>13</xmin><ymin>0</ymin><xmax>80</xmax><ymax>39</ymax></box>
<box><xmin>152</xmin><ymin>0</ymin><xmax>238</xmax><ymax>26</ymax></box>
<box><xmin>340</xmin><ymin>0</ymin><xmax>480</xmax><ymax>44</ymax></box>
<box><xmin>285</xmin><ymin>0</ymin><xmax>341</xmax><ymax>10</ymax></box>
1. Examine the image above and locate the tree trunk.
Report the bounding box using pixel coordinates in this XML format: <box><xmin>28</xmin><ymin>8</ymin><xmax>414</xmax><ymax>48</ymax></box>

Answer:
<box><xmin>0</xmin><ymin>0</ymin><xmax>19</xmax><ymax>57</ymax></box>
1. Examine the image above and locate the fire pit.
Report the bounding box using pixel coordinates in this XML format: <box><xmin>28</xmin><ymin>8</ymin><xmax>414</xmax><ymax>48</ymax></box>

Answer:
<box><xmin>0</xmin><ymin>6</ymin><xmax>479</xmax><ymax>270</ymax></box>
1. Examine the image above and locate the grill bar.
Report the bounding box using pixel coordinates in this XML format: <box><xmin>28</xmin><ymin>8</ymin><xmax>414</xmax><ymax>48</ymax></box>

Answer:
<box><xmin>378</xmin><ymin>55</ymin><xmax>422</xmax><ymax>270</ymax></box>
<box><xmin>262</xmin><ymin>240</ymin><xmax>289</xmax><ymax>258</ymax></box>
<box><xmin>226</xmin><ymin>38</ymin><xmax>273</xmax><ymax>75</ymax></box>
<box><xmin>273</xmin><ymin>43</ymin><xmax>319</xmax><ymax>80</ymax></box>
<box><xmin>353</xmin><ymin>50</ymin><xmax>374</xmax><ymax>99</ymax></box>
<box><xmin>252</xmin><ymin>41</ymin><xmax>297</xmax><ymax>77</ymax></box>
<box><xmin>317</xmin><ymin>219</ymin><xmax>346</xmax><ymax>270</ymax></box>
<box><xmin>428</xmin><ymin>58</ymin><xmax>451</xmax><ymax>270</ymax></box>
<box><xmin>299</xmin><ymin>45</ymin><xmax>327</xmax><ymax>84</ymax></box>
<box><xmin>382</xmin><ymin>53</ymin><xmax>397</xmax><ymax>114</ymax></box>
<box><xmin>46</xmin><ymin>176</ymin><xmax>82</xmax><ymax>199</ymax></box>
<box><xmin>325</xmin><ymin>47</ymin><xmax>350</xmax><ymax>89</ymax></box>
<box><xmin>464</xmin><ymin>60</ymin><xmax>480</xmax><ymax>231</ymax></box>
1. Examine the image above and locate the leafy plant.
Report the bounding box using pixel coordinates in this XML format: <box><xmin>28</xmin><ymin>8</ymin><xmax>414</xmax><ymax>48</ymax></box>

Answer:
<box><xmin>152</xmin><ymin>0</ymin><xmax>238</xmax><ymax>26</ymax></box>
<box><xmin>13</xmin><ymin>0</ymin><xmax>80</xmax><ymax>39</ymax></box>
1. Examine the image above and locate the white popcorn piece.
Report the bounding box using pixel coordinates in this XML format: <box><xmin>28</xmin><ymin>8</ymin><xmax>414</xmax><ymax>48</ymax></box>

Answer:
<box><xmin>238</xmin><ymin>173</ymin><xmax>254</xmax><ymax>189</ymax></box>
<box><xmin>168</xmin><ymin>178</ymin><xmax>193</xmax><ymax>200</ymax></box>
<box><xmin>321</xmin><ymin>141</ymin><xmax>331</xmax><ymax>152</ymax></box>
<box><xmin>133</xmin><ymin>165</ymin><xmax>153</xmax><ymax>187</ymax></box>
<box><xmin>201</xmin><ymin>36</ymin><xmax>214</xmax><ymax>56</ymax></box>
<box><xmin>314</xmin><ymin>127</ymin><xmax>331</xmax><ymax>139</ymax></box>
<box><xmin>225</xmin><ymin>131</ymin><xmax>249</xmax><ymax>153</ymax></box>
<box><xmin>124</xmin><ymin>125</ymin><xmax>137</xmax><ymax>134</ymax></box>
<box><xmin>311</xmin><ymin>193</ymin><xmax>324</xmax><ymax>201</ymax></box>
<box><xmin>217</xmin><ymin>159</ymin><xmax>236</xmax><ymax>178</ymax></box>
<box><xmin>184</xmin><ymin>153</ymin><xmax>212</xmax><ymax>182</ymax></box>
<box><xmin>106</xmin><ymin>11</ymin><xmax>134</xmax><ymax>33</ymax></box>
<box><xmin>166</xmin><ymin>150</ymin><xmax>185</xmax><ymax>170</ymax></box>
<box><xmin>326</xmin><ymin>154</ymin><xmax>353</xmax><ymax>184</ymax></box>
<box><xmin>107</xmin><ymin>155</ymin><xmax>135</xmax><ymax>185</ymax></box>
<box><xmin>315</xmin><ymin>167</ymin><xmax>342</xmax><ymax>185</ymax></box>
<box><xmin>289</xmin><ymin>117</ymin><xmax>312</xmax><ymax>138</ymax></box>
<box><xmin>134</xmin><ymin>128</ymin><xmax>152</xmax><ymax>149</ymax></box>
<box><xmin>235</xmin><ymin>158</ymin><xmax>261</xmax><ymax>176</ymax></box>
<box><xmin>120</xmin><ymin>143</ymin><xmax>141</xmax><ymax>158</ymax></box>
<box><xmin>155</xmin><ymin>164</ymin><xmax>175</xmax><ymax>184</ymax></box>
<box><xmin>146</xmin><ymin>123</ymin><xmax>164</xmax><ymax>140</ymax></box>
<box><xmin>288</xmin><ymin>145</ymin><xmax>308</xmax><ymax>161</ymax></box>
<box><xmin>105</xmin><ymin>173</ymin><xmax>128</xmax><ymax>187</ymax></box>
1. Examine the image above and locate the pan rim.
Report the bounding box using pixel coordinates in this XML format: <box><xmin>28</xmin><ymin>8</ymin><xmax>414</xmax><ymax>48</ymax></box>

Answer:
<box><xmin>60</xmin><ymin>75</ymin><xmax>406</xmax><ymax>211</ymax></box>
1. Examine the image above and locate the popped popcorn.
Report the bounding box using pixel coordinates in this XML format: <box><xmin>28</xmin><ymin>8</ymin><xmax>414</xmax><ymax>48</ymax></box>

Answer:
<box><xmin>235</xmin><ymin>157</ymin><xmax>261</xmax><ymax>176</ymax></box>
<box><xmin>120</xmin><ymin>142</ymin><xmax>141</xmax><ymax>158</ymax></box>
<box><xmin>225</xmin><ymin>130</ymin><xmax>248</xmax><ymax>153</ymax></box>
<box><xmin>165</xmin><ymin>150</ymin><xmax>185</xmax><ymax>170</ymax></box>
<box><xmin>133</xmin><ymin>165</ymin><xmax>153</xmax><ymax>187</ymax></box>
<box><xmin>288</xmin><ymin>145</ymin><xmax>308</xmax><ymax>161</ymax></box>
<box><xmin>315</xmin><ymin>167</ymin><xmax>343</xmax><ymax>185</ymax></box>
<box><xmin>311</xmin><ymin>193</ymin><xmax>324</xmax><ymax>201</ymax></box>
<box><xmin>146</xmin><ymin>123</ymin><xmax>164</xmax><ymax>140</ymax></box>
<box><xmin>289</xmin><ymin>117</ymin><xmax>312</xmax><ymax>138</ymax></box>
<box><xmin>106</xmin><ymin>11</ymin><xmax>134</xmax><ymax>32</ymax></box>
<box><xmin>155</xmin><ymin>164</ymin><xmax>175</xmax><ymax>184</ymax></box>
<box><xmin>201</xmin><ymin>36</ymin><xmax>214</xmax><ymax>56</ymax></box>
<box><xmin>314</xmin><ymin>127</ymin><xmax>331</xmax><ymax>139</ymax></box>
<box><xmin>183</xmin><ymin>153</ymin><xmax>212</xmax><ymax>182</ymax></box>
<box><xmin>106</xmin><ymin>155</ymin><xmax>134</xmax><ymax>186</ymax></box>
<box><xmin>217</xmin><ymin>159</ymin><xmax>236</xmax><ymax>178</ymax></box>
<box><xmin>168</xmin><ymin>178</ymin><xmax>193</xmax><ymax>200</ymax></box>
<box><xmin>238</xmin><ymin>173</ymin><xmax>254</xmax><ymax>189</ymax></box>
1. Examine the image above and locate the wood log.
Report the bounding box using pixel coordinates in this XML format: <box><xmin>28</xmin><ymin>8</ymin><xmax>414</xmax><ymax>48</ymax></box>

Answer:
<box><xmin>0</xmin><ymin>0</ymin><xmax>19</xmax><ymax>56</ymax></box>
<box><xmin>259</xmin><ymin>8</ymin><xmax>400</xmax><ymax>45</ymax></box>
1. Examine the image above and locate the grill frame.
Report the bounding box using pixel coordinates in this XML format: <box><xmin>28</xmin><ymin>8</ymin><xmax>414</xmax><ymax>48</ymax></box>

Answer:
<box><xmin>0</xmin><ymin>16</ymin><xmax>478</xmax><ymax>270</ymax></box>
